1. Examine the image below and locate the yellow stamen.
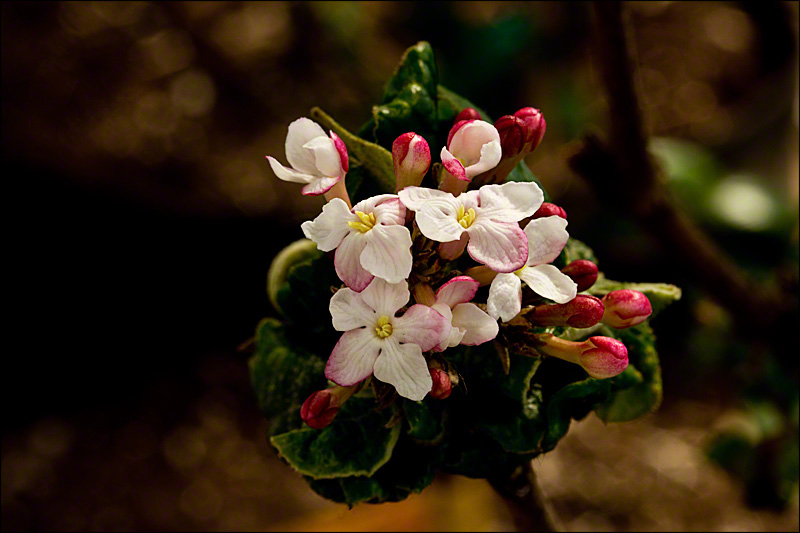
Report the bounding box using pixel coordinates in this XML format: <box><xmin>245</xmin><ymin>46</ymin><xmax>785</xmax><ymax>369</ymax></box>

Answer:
<box><xmin>374</xmin><ymin>315</ymin><xmax>393</xmax><ymax>338</ymax></box>
<box><xmin>514</xmin><ymin>265</ymin><xmax>527</xmax><ymax>276</ymax></box>
<box><xmin>457</xmin><ymin>205</ymin><xmax>476</xmax><ymax>229</ymax></box>
<box><xmin>347</xmin><ymin>211</ymin><xmax>377</xmax><ymax>233</ymax></box>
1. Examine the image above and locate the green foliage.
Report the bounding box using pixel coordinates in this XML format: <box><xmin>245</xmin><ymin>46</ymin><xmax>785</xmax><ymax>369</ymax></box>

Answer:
<box><xmin>250</xmin><ymin>42</ymin><xmax>680</xmax><ymax>507</ymax></box>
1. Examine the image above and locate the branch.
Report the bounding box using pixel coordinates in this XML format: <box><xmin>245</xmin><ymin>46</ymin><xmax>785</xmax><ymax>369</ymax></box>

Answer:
<box><xmin>489</xmin><ymin>462</ymin><xmax>564</xmax><ymax>532</ymax></box>
<box><xmin>568</xmin><ymin>1</ymin><xmax>789</xmax><ymax>331</ymax></box>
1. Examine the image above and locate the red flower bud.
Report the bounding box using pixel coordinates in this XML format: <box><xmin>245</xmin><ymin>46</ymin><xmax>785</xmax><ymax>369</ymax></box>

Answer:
<box><xmin>454</xmin><ymin>107</ymin><xmax>482</xmax><ymax>124</ymax></box>
<box><xmin>429</xmin><ymin>367</ymin><xmax>452</xmax><ymax>399</ymax></box>
<box><xmin>561</xmin><ymin>260</ymin><xmax>599</xmax><ymax>292</ymax></box>
<box><xmin>527</xmin><ymin>295</ymin><xmax>604</xmax><ymax>328</ymax></box>
<box><xmin>601</xmin><ymin>290</ymin><xmax>652</xmax><ymax>329</ymax></box>
<box><xmin>513</xmin><ymin>107</ymin><xmax>546</xmax><ymax>152</ymax></box>
<box><xmin>532</xmin><ymin>202</ymin><xmax>567</xmax><ymax>220</ymax></box>
<box><xmin>392</xmin><ymin>132</ymin><xmax>431</xmax><ymax>191</ymax></box>
<box><xmin>494</xmin><ymin>115</ymin><xmax>528</xmax><ymax>158</ymax></box>
<box><xmin>533</xmin><ymin>333</ymin><xmax>628</xmax><ymax>379</ymax></box>
<box><xmin>300</xmin><ymin>385</ymin><xmax>357</xmax><ymax>429</ymax></box>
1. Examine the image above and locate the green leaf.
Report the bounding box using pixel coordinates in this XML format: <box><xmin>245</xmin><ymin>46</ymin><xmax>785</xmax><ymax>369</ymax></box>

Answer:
<box><xmin>248</xmin><ymin>318</ymin><xmax>328</xmax><ymax>419</ymax></box>
<box><xmin>274</xmin><ymin>249</ymin><xmax>340</xmax><ymax>335</ymax></box>
<box><xmin>473</xmin><ymin>395</ymin><xmax>547</xmax><ymax>454</ymax></box>
<box><xmin>436</xmin><ymin>84</ymin><xmax>492</xmax><ymax>123</ymax></box>
<box><xmin>588</xmin><ymin>276</ymin><xmax>682</xmax><ymax>318</ymax></box>
<box><xmin>441</xmin><ymin>429</ymin><xmax>529</xmax><ymax>479</ymax></box>
<box><xmin>267</xmin><ymin>239</ymin><xmax>321</xmax><ymax>314</ymax></box>
<box><xmin>310</xmin><ymin>106</ymin><xmax>396</xmax><ymax>194</ymax></box>
<box><xmin>541</xmin><ymin>377</ymin><xmax>614</xmax><ymax>451</ymax></box>
<box><xmin>403</xmin><ymin>397</ymin><xmax>445</xmax><ymax>444</ymax></box>
<box><xmin>594</xmin><ymin>323</ymin><xmax>663</xmax><ymax>423</ymax></box>
<box><xmin>307</xmin><ymin>437</ymin><xmax>439</xmax><ymax>506</ymax></box>
<box><xmin>270</xmin><ymin>396</ymin><xmax>401</xmax><ymax>480</ymax></box>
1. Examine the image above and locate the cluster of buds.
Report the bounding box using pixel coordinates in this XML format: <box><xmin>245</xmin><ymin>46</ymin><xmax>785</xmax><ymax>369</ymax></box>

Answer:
<box><xmin>266</xmin><ymin>109</ymin><xmax>652</xmax><ymax>429</ymax></box>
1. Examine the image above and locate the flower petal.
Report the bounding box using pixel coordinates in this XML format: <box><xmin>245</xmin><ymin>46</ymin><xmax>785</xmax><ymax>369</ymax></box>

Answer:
<box><xmin>359</xmin><ymin>278</ymin><xmax>409</xmax><ymax>317</ymax></box>
<box><xmin>329</xmin><ymin>287</ymin><xmax>376</xmax><ymax>331</ymax></box>
<box><xmin>518</xmin><ymin>264</ymin><xmax>577</xmax><ymax>304</ymax></box>
<box><xmin>352</xmin><ymin>193</ymin><xmax>398</xmax><ymax>215</ymax></box>
<box><xmin>329</xmin><ymin>130</ymin><xmax>349</xmax><ymax>172</ymax></box>
<box><xmin>467</xmin><ymin>220</ymin><xmax>528</xmax><ymax>273</ymax></box>
<box><xmin>392</xmin><ymin>304</ymin><xmax>449</xmax><ymax>351</ymax></box>
<box><xmin>452</xmin><ymin>303</ymin><xmax>499</xmax><ymax>345</ymax></box>
<box><xmin>464</xmin><ymin>139</ymin><xmax>502</xmax><ymax>179</ymax></box>
<box><xmin>449</xmin><ymin>120</ymin><xmax>500</xmax><ymax>166</ymax></box>
<box><xmin>435</xmin><ymin>276</ymin><xmax>480</xmax><ymax>308</ymax></box>
<box><xmin>361</xmin><ymin>224</ymin><xmax>413</xmax><ymax>283</ymax></box>
<box><xmin>523</xmin><ymin>216</ymin><xmax>570</xmax><ymax>266</ymax></box>
<box><xmin>476</xmin><ymin>182</ymin><xmax>544</xmax><ymax>222</ymax></box>
<box><xmin>266</xmin><ymin>156</ymin><xmax>315</xmax><ymax>184</ymax></box>
<box><xmin>373</xmin><ymin>338</ymin><xmax>432</xmax><ymax>401</ymax></box>
<box><xmin>431</xmin><ymin>302</ymin><xmax>464</xmax><ymax>351</ymax></box>
<box><xmin>334</xmin><ymin>233</ymin><xmax>374</xmax><ymax>292</ymax></box>
<box><xmin>303</xmin><ymin>136</ymin><xmax>342</xmax><ymax>178</ymax></box>
<box><xmin>286</xmin><ymin>117</ymin><xmax>326</xmax><ymax>174</ymax></box>
<box><xmin>486</xmin><ymin>272</ymin><xmax>522</xmax><ymax>322</ymax></box>
<box><xmin>325</xmin><ymin>329</ymin><xmax>380</xmax><ymax>386</ymax></box>
<box><xmin>300</xmin><ymin>198</ymin><xmax>353</xmax><ymax>251</ymax></box>
<box><xmin>372</xmin><ymin>197</ymin><xmax>406</xmax><ymax>226</ymax></box>
<box><xmin>440</xmin><ymin>147</ymin><xmax>467</xmax><ymax>181</ymax></box>
<box><xmin>397</xmin><ymin>187</ymin><xmax>450</xmax><ymax>212</ymax></box>
<box><xmin>301</xmin><ymin>176</ymin><xmax>340</xmax><ymax>196</ymax></box>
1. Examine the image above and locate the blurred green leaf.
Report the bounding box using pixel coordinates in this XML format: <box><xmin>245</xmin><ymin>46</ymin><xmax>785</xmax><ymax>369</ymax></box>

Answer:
<box><xmin>404</xmin><ymin>397</ymin><xmax>445</xmax><ymax>444</ymax></box>
<box><xmin>274</xmin><ymin>249</ymin><xmax>341</xmax><ymax>335</ymax></box>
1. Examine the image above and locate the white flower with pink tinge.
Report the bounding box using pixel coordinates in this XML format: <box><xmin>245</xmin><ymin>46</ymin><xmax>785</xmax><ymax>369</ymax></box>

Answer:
<box><xmin>326</xmin><ymin>278</ymin><xmax>450</xmax><ymax>401</ymax></box>
<box><xmin>440</xmin><ymin>119</ymin><xmax>502</xmax><ymax>182</ymax></box>
<box><xmin>301</xmin><ymin>194</ymin><xmax>412</xmax><ymax>292</ymax></box>
<box><xmin>430</xmin><ymin>276</ymin><xmax>499</xmax><ymax>351</ymax></box>
<box><xmin>487</xmin><ymin>216</ymin><xmax>578</xmax><ymax>322</ymax></box>
<box><xmin>266</xmin><ymin>117</ymin><xmax>349</xmax><ymax>196</ymax></box>
<box><xmin>398</xmin><ymin>181</ymin><xmax>544</xmax><ymax>273</ymax></box>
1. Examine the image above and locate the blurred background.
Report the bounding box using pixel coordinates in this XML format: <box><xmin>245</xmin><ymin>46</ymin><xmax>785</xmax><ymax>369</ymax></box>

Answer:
<box><xmin>2</xmin><ymin>1</ymin><xmax>798</xmax><ymax>531</ymax></box>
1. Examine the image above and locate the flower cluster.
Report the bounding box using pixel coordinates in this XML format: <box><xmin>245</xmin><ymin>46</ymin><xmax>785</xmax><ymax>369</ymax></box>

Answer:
<box><xmin>266</xmin><ymin>108</ymin><xmax>653</xmax><ymax>428</ymax></box>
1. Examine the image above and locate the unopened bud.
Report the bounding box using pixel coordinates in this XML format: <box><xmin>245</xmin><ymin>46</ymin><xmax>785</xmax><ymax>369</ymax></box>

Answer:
<box><xmin>300</xmin><ymin>385</ymin><xmax>357</xmax><ymax>429</ymax></box>
<box><xmin>532</xmin><ymin>202</ymin><xmax>567</xmax><ymax>220</ymax></box>
<box><xmin>495</xmin><ymin>115</ymin><xmax>528</xmax><ymax>158</ymax></box>
<box><xmin>454</xmin><ymin>107</ymin><xmax>483</xmax><ymax>123</ymax></box>
<box><xmin>429</xmin><ymin>367</ymin><xmax>452</xmax><ymax>399</ymax></box>
<box><xmin>526</xmin><ymin>295</ymin><xmax>604</xmax><ymax>328</ymax></box>
<box><xmin>533</xmin><ymin>334</ymin><xmax>628</xmax><ymax>379</ymax></box>
<box><xmin>561</xmin><ymin>260</ymin><xmax>599</xmax><ymax>292</ymax></box>
<box><xmin>393</xmin><ymin>132</ymin><xmax>431</xmax><ymax>192</ymax></box>
<box><xmin>513</xmin><ymin>107</ymin><xmax>546</xmax><ymax>152</ymax></box>
<box><xmin>601</xmin><ymin>290</ymin><xmax>652</xmax><ymax>329</ymax></box>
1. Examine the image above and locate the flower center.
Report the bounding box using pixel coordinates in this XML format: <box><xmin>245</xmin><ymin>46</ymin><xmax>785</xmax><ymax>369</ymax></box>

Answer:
<box><xmin>514</xmin><ymin>265</ymin><xmax>527</xmax><ymax>277</ymax></box>
<box><xmin>374</xmin><ymin>315</ymin><xmax>393</xmax><ymax>338</ymax></box>
<box><xmin>347</xmin><ymin>211</ymin><xmax>376</xmax><ymax>233</ymax></box>
<box><xmin>457</xmin><ymin>205</ymin><xmax>476</xmax><ymax>229</ymax></box>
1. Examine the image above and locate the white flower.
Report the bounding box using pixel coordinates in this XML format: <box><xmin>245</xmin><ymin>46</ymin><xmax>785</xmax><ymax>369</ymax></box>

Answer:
<box><xmin>487</xmin><ymin>216</ymin><xmax>578</xmax><ymax>322</ymax></box>
<box><xmin>398</xmin><ymin>181</ymin><xmax>544</xmax><ymax>273</ymax></box>
<box><xmin>440</xmin><ymin>120</ymin><xmax>502</xmax><ymax>181</ymax></box>
<box><xmin>266</xmin><ymin>117</ymin><xmax>349</xmax><ymax>196</ymax></box>
<box><xmin>430</xmin><ymin>276</ymin><xmax>499</xmax><ymax>351</ymax></box>
<box><xmin>301</xmin><ymin>194</ymin><xmax>412</xmax><ymax>292</ymax></box>
<box><xmin>326</xmin><ymin>278</ymin><xmax>449</xmax><ymax>401</ymax></box>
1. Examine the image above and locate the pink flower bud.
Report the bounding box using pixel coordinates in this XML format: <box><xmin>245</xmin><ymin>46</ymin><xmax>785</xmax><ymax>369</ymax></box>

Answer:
<box><xmin>300</xmin><ymin>385</ymin><xmax>357</xmax><ymax>429</ymax></box>
<box><xmin>561</xmin><ymin>260</ymin><xmax>599</xmax><ymax>292</ymax></box>
<box><xmin>601</xmin><ymin>290</ymin><xmax>652</xmax><ymax>329</ymax></box>
<box><xmin>392</xmin><ymin>132</ymin><xmax>431</xmax><ymax>192</ymax></box>
<box><xmin>527</xmin><ymin>295</ymin><xmax>604</xmax><ymax>328</ymax></box>
<box><xmin>513</xmin><ymin>107</ymin><xmax>546</xmax><ymax>152</ymax></box>
<box><xmin>494</xmin><ymin>115</ymin><xmax>528</xmax><ymax>158</ymax></box>
<box><xmin>429</xmin><ymin>367</ymin><xmax>452</xmax><ymax>399</ymax></box>
<box><xmin>532</xmin><ymin>202</ymin><xmax>567</xmax><ymax>220</ymax></box>
<box><xmin>455</xmin><ymin>107</ymin><xmax>483</xmax><ymax>123</ymax></box>
<box><xmin>533</xmin><ymin>333</ymin><xmax>628</xmax><ymax>379</ymax></box>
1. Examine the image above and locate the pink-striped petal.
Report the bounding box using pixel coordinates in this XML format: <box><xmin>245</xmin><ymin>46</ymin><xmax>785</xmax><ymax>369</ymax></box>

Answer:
<box><xmin>464</xmin><ymin>139</ymin><xmax>502</xmax><ymax>179</ymax></box>
<box><xmin>452</xmin><ymin>303</ymin><xmax>499</xmax><ymax>345</ymax></box>
<box><xmin>301</xmin><ymin>176</ymin><xmax>340</xmax><ymax>196</ymax></box>
<box><xmin>523</xmin><ymin>215</ymin><xmax>570</xmax><ymax>267</ymax></box>
<box><xmin>441</xmin><ymin>147</ymin><xmax>468</xmax><ymax>181</ymax></box>
<box><xmin>359</xmin><ymin>278</ymin><xmax>409</xmax><ymax>317</ymax></box>
<box><xmin>466</xmin><ymin>220</ymin><xmax>528</xmax><ymax>273</ymax></box>
<box><xmin>361</xmin><ymin>224</ymin><xmax>412</xmax><ymax>284</ymax></box>
<box><xmin>334</xmin><ymin>233</ymin><xmax>373</xmax><ymax>292</ymax></box>
<box><xmin>329</xmin><ymin>130</ymin><xmax>349</xmax><ymax>172</ymax></box>
<box><xmin>285</xmin><ymin>117</ymin><xmax>327</xmax><ymax>175</ymax></box>
<box><xmin>329</xmin><ymin>287</ymin><xmax>376</xmax><ymax>331</ymax></box>
<box><xmin>436</xmin><ymin>276</ymin><xmax>480</xmax><ymax>308</ymax></box>
<box><xmin>300</xmin><ymin>198</ymin><xmax>353</xmax><ymax>251</ymax></box>
<box><xmin>303</xmin><ymin>136</ymin><xmax>342</xmax><ymax>178</ymax></box>
<box><xmin>392</xmin><ymin>304</ymin><xmax>449</xmax><ymax>352</ymax></box>
<box><xmin>266</xmin><ymin>156</ymin><xmax>315</xmax><ymax>184</ymax></box>
<box><xmin>325</xmin><ymin>329</ymin><xmax>380</xmax><ymax>386</ymax></box>
<box><xmin>373</xmin><ymin>338</ymin><xmax>432</xmax><ymax>401</ymax></box>
<box><xmin>476</xmin><ymin>182</ymin><xmax>544</xmax><ymax>223</ymax></box>
<box><xmin>372</xmin><ymin>197</ymin><xmax>406</xmax><ymax>226</ymax></box>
